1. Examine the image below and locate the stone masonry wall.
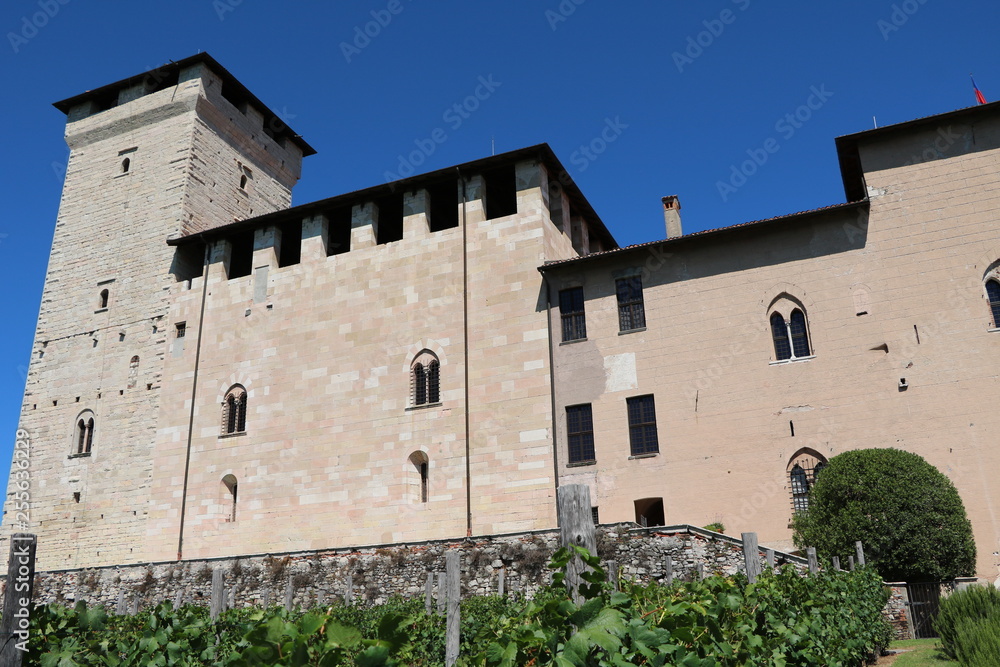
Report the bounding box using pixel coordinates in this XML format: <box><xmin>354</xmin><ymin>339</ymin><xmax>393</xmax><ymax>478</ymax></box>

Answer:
<box><xmin>12</xmin><ymin>525</ymin><xmax>805</xmax><ymax>611</ymax></box>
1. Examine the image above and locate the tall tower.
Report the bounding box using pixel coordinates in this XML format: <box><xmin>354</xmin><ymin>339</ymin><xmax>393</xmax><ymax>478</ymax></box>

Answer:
<box><xmin>4</xmin><ymin>55</ymin><xmax>312</xmax><ymax>570</ymax></box>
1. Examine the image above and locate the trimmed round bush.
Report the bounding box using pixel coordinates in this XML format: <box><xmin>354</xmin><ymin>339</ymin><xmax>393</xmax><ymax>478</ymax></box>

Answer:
<box><xmin>792</xmin><ymin>448</ymin><xmax>975</xmax><ymax>582</ymax></box>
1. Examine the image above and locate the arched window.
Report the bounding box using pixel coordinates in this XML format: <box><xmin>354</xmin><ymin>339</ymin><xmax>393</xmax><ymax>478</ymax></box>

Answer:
<box><xmin>789</xmin><ymin>309</ymin><xmax>811</xmax><ymax>358</ymax></box>
<box><xmin>99</xmin><ymin>289</ymin><xmax>109</xmax><ymax>309</ymax></box>
<box><xmin>127</xmin><ymin>356</ymin><xmax>139</xmax><ymax>389</ymax></box>
<box><xmin>409</xmin><ymin>452</ymin><xmax>429</xmax><ymax>503</ymax></box>
<box><xmin>74</xmin><ymin>411</ymin><xmax>95</xmax><ymax>455</ymax></box>
<box><xmin>787</xmin><ymin>449</ymin><xmax>828</xmax><ymax>514</ymax></box>
<box><xmin>770</xmin><ymin>304</ymin><xmax>812</xmax><ymax>362</ymax></box>
<box><xmin>222</xmin><ymin>474</ymin><xmax>238</xmax><ymax>522</ymax></box>
<box><xmin>222</xmin><ymin>385</ymin><xmax>247</xmax><ymax>434</ymax></box>
<box><xmin>771</xmin><ymin>312</ymin><xmax>791</xmax><ymax>361</ymax></box>
<box><xmin>411</xmin><ymin>351</ymin><xmax>440</xmax><ymax>406</ymax></box>
<box><xmin>987</xmin><ymin>280</ymin><xmax>1000</xmax><ymax>328</ymax></box>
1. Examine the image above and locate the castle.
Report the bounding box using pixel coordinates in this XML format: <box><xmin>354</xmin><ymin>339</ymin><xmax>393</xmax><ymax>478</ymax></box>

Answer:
<box><xmin>6</xmin><ymin>54</ymin><xmax>1000</xmax><ymax>582</ymax></box>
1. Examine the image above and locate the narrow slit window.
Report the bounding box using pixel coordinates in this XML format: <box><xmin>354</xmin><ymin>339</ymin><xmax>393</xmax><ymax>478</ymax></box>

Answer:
<box><xmin>99</xmin><ymin>289</ymin><xmax>109</xmax><ymax>309</ymax></box>
<box><xmin>121</xmin><ymin>157</ymin><xmax>130</xmax><ymax>174</ymax></box>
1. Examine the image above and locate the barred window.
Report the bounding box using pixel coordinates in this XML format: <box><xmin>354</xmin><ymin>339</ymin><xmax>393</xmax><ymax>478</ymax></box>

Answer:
<box><xmin>789</xmin><ymin>309</ymin><xmax>811</xmax><ymax>358</ymax></box>
<box><xmin>559</xmin><ymin>287</ymin><xmax>587</xmax><ymax>342</ymax></box>
<box><xmin>222</xmin><ymin>385</ymin><xmax>247</xmax><ymax>435</ymax></box>
<box><xmin>788</xmin><ymin>451</ymin><xmax>828</xmax><ymax>514</ymax></box>
<box><xmin>566</xmin><ymin>404</ymin><xmax>595</xmax><ymax>464</ymax></box>
<box><xmin>616</xmin><ymin>277</ymin><xmax>646</xmax><ymax>332</ymax></box>
<box><xmin>627</xmin><ymin>395</ymin><xmax>659</xmax><ymax>456</ymax></box>
<box><xmin>987</xmin><ymin>279</ymin><xmax>1000</xmax><ymax>328</ymax></box>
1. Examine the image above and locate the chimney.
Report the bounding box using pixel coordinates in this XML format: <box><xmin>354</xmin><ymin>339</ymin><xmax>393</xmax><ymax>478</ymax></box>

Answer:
<box><xmin>662</xmin><ymin>195</ymin><xmax>682</xmax><ymax>239</ymax></box>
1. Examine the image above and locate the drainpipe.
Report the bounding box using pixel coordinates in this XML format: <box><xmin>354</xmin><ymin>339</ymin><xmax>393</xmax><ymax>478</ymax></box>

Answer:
<box><xmin>457</xmin><ymin>168</ymin><xmax>472</xmax><ymax>538</ymax></box>
<box><xmin>176</xmin><ymin>242</ymin><xmax>211</xmax><ymax>560</ymax></box>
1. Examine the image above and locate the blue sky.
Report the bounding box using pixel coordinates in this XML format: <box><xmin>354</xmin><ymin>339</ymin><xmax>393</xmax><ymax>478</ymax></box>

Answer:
<box><xmin>0</xmin><ymin>0</ymin><xmax>997</xmax><ymax>512</ymax></box>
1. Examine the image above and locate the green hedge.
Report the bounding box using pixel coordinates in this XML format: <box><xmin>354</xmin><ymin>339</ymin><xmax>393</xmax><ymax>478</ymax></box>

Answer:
<box><xmin>24</xmin><ymin>547</ymin><xmax>891</xmax><ymax>666</ymax></box>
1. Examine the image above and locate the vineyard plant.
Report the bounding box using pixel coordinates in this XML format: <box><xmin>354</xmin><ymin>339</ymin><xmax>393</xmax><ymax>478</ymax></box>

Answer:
<box><xmin>24</xmin><ymin>546</ymin><xmax>891</xmax><ymax>666</ymax></box>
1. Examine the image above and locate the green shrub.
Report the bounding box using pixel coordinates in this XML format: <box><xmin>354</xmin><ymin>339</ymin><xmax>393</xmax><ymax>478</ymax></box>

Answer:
<box><xmin>952</xmin><ymin>614</ymin><xmax>1000</xmax><ymax>667</ymax></box>
<box><xmin>702</xmin><ymin>522</ymin><xmax>725</xmax><ymax>533</ymax></box>
<box><xmin>793</xmin><ymin>448</ymin><xmax>976</xmax><ymax>582</ymax></box>
<box><xmin>935</xmin><ymin>584</ymin><xmax>1000</xmax><ymax>660</ymax></box>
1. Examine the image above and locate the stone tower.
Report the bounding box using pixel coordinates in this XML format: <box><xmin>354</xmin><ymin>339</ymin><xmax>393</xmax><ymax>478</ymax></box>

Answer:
<box><xmin>4</xmin><ymin>55</ymin><xmax>311</xmax><ymax>569</ymax></box>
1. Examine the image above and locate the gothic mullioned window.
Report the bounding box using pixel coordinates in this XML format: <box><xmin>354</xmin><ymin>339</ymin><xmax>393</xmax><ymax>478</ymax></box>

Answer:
<box><xmin>222</xmin><ymin>385</ymin><xmax>247</xmax><ymax>435</ymax></box>
<box><xmin>74</xmin><ymin>411</ymin><xmax>95</xmax><ymax>455</ymax></box>
<box><xmin>411</xmin><ymin>351</ymin><xmax>440</xmax><ymax>406</ymax></box>
<box><xmin>770</xmin><ymin>302</ymin><xmax>812</xmax><ymax>362</ymax></box>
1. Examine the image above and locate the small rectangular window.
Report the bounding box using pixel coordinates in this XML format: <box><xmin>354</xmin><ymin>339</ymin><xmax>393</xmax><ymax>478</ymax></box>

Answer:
<box><xmin>566</xmin><ymin>404</ymin><xmax>595</xmax><ymax>464</ymax></box>
<box><xmin>175</xmin><ymin>322</ymin><xmax>186</xmax><ymax>338</ymax></box>
<box><xmin>591</xmin><ymin>506</ymin><xmax>600</xmax><ymax>525</ymax></box>
<box><xmin>559</xmin><ymin>287</ymin><xmax>587</xmax><ymax>342</ymax></box>
<box><xmin>616</xmin><ymin>276</ymin><xmax>646</xmax><ymax>331</ymax></box>
<box><xmin>627</xmin><ymin>395</ymin><xmax>659</xmax><ymax>456</ymax></box>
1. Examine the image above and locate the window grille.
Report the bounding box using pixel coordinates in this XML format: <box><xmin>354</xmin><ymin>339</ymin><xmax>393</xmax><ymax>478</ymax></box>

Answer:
<box><xmin>566</xmin><ymin>404</ymin><xmax>595</xmax><ymax>463</ymax></box>
<box><xmin>559</xmin><ymin>287</ymin><xmax>587</xmax><ymax>342</ymax></box>
<box><xmin>627</xmin><ymin>395</ymin><xmax>659</xmax><ymax>456</ymax></box>
<box><xmin>223</xmin><ymin>386</ymin><xmax>247</xmax><ymax>434</ymax></box>
<box><xmin>616</xmin><ymin>277</ymin><xmax>646</xmax><ymax>331</ymax></box>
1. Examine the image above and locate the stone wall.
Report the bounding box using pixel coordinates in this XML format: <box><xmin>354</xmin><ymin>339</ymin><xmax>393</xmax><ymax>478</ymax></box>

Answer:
<box><xmin>883</xmin><ymin>583</ymin><xmax>913</xmax><ymax>640</ymax></box>
<box><xmin>7</xmin><ymin>525</ymin><xmax>807</xmax><ymax>611</ymax></box>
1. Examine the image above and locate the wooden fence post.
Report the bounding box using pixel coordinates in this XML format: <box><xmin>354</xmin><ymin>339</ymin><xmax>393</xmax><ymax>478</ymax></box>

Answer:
<box><xmin>445</xmin><ymin>552</ymin><xmax>460</xmax><ymax>667</ymax></box>
<box><xmin>425</xmin><ymin>572</ymin><xmax>434</xmax><ymax>614</ymax></box>
<box><xmin>848</xmin><ymin>555</ymin><xmax>856</xmax><ymax>571</ymax></box>
<box><xmin>765</xmin><ymin>549</ymin><xmax>775</xmax><ymax>570</ymax></box>
<box><xmin>284</xmin><ymin>579</ymin><xmax>294</xmax><ymax>612</ymax></box>
<box><xmin>855</xmin><ymin>541</ymin><xmax>866</xmax><ymax>567</ymax></box>
<box><xmin>345</xmin><ymin>574</ymin><xmax>354</xmax><ymax>607</ymax></box>
<box><xmin>557</xmin><ymin>485</ymin><xmax>597</xmax><ymax>603</ymax></box>
<box><xmin>0</xmin><ymin>533</ymin><xmax>36</xmax><ymax>667</ymax></box>
<box><xmin>437</xmin><ymin>572</ymin><xmax>446</xmax><ymax>613</ymax></box>
<box><xmin>173</xmin><ymin>590</ymin><xmax>183</xmax><ymax>609</ymax></box>
<box><xmin>210</xmin><ymin>568</ymin><xmax>225</xmax><ymax>621</ymax></box>
<box><xmin>116</xmin><ymin>590</ymin><xmax>126</xmax><ymax>615</ymax></box>
<box><xmin>696</xmin><ymin>563</ymin><xmax>705</xmax><ymax>581</ymax></box>
<box><xmin>832</xmin><ymin>556</ymin><xmax>841</xmax><ymax>571</ymax></box>
<box><xmin>806</xmin><ymin>548</ymin><xmax>818</xmax><ymax>575</ymax></box>
<box><xmin>497</xmin><ymin>568</ymin><xmax>505</xmax><ymax>597</ymax></box>
<box><xmin>742</xmin><ymin>533</ymin><xmax>762</xmax><ymax>583</ymax></box>
<box><xmin>607</xmin><ymin>561</ymin><xmax>618</xmax><ymax>592</ymax></box>
<box><xmin>317</xmin><ymin>588</ymin><xmax>326</xmax><ymax>608</ymax></box>
<box><xmin>262</xmin><ymin>589</ymin><xmax>271</xmax><ymax>607</ymax></box>
<box><xmin>664</xmin><ymin>554</ymin><xmax>674</xmax><ymax>585</ymax></box>
<box><xmin>130</xmin><ymin>598</ymin><xmax>140</xmax><ymax>616</ymax></box>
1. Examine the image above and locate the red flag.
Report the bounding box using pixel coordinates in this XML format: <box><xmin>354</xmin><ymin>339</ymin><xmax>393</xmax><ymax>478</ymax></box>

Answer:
<box><xmin>972</xmin><ymin>76</ymin><xmax>987</xmax><ymax>105</ymax></box>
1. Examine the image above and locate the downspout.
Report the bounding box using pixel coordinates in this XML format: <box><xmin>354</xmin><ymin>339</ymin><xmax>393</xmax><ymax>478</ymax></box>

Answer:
<box><xmin>457</xmin><ymin>168</ymin><xmax>473</xmax><ymax>538</ymax></box>
<box><xmin>542</xmin><ymin>273</ymin><xmax>561</xmax><ymax>524</ymax></box>
<box><xmin>176</xmin><ymin>242</ymin><xmax>211</xmax><ymax>560</ymax></box>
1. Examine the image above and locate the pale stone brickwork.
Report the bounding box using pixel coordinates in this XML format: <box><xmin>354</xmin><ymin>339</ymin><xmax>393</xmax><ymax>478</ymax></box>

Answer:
<box><xmin>544</xmin><ymin>110</ymin><xmax>1000</xmax><ymax>581</ymax></box>
<box><xmin>2</xmin><ymin>56</ymin><xmax>305</xmax><ymax>570</ymax></box>
<box><xmin>8</xmin><ymin>52</ymin><xmax>1000</xmax><ymax>585</ymax></box>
